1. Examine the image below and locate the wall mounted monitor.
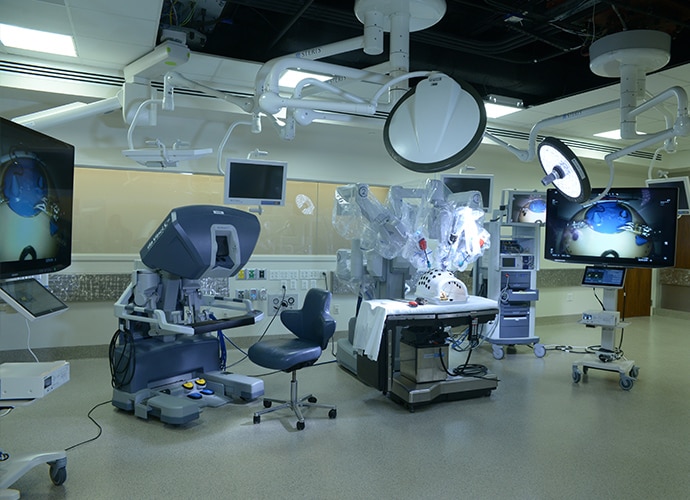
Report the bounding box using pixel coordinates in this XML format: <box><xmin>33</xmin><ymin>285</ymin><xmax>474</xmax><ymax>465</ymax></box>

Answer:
<box><xmin>645</xmin><ymin>176</ymin><xmax>690</xmax><ymax>215</ymax></box>
<box><xmin>505</xmin><ymin>190</ymin><xmax>547</xmax><ymax>224</ymax></box>
<box><xmin>581</xmin><ymin>266</ymin><xmax>626</xmax><ymax>289</ymax></box>
<box><xmin>224</xmin><ymin>158</ymin><xmax>287</xmax><ymax>207</ymax></box>
<box><xmin>0</xmin><ymin>277</ymin><xmax>68</xmax><ymax>321</ymax></box>
<box><xmin>544</xmin><ymin>187</ymin><xmax>678</xmax><ymax>268</ymax></box>
<box><xmin>441</xmin><ymin>174</ymin><xmax>493</xmax><ymax>212</ymax></box>
<box><xmin>0</xmin><ymin>117</ymin><xmax>75</xmax><ymax>280</ymax></box>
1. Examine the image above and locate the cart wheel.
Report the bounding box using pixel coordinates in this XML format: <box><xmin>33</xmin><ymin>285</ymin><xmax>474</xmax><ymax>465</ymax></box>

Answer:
<box><xmin>572</xmin><ymin>368</ymin><xmax>582</xmax><ymax>383</ymax></box>
<box><xmin>492</xmin><ymin>345</ymin><xmax>504</xmax><ymax>360</ymax></box>
<box><xmin>629</xmin><ymin>366</ymin><xmax>640</xmax><ymax>378</ymax></box>
<box><xmin>619</xmin><ymin>376</ymin><xmax>634</xmax><ymax>391</ymax></box>
<box><xmin>328</xmin><ymin>409</ymin><xmax>337</xmax><ymax>419</ymax></box>
<box><xmin>49</xmin><ymin>463</ymin><xmax>67</xmax><ymax>486</ymax></box>
<box><xmin>307</xmin><ymin>396</ymin><xmax>317</xmax><ymax>403</ymax></box>
<box><xmin>533</xmin><ymin>344</ymin><xmax>546</xmax><ymax>358</ymax></box>
<box><xmin>583</xmin><ymin>366</ymin><xmax>589</xmax><ymax>374</ymax></box>
<box><xmin>296</xmin><ymin>421</ymin><xmax>305</xmax><ymax>431</ymax></box>
<box><xmin>263</xmin><ymin>400</ymin><xmax>272</xmax><ymax>408</ymax></box>
<box><xmin>253</xmin><ymin>414</ymin><xmax>261</xmax><ymax>424</ymax></box>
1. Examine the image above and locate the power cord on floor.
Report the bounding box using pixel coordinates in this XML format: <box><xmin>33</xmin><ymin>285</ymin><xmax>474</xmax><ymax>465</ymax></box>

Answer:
<box><xmin>64</xmin><ymin>400</ymin><xmax>110</xmax><ymax>452</ymax></box>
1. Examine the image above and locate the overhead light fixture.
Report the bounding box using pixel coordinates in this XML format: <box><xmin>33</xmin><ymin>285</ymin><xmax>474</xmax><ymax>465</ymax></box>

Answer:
<box><xmin>384</xmin><ymin>74</ymin><xmax>486</xmax><ymax>173</ymax></box>
<box><xmin>594</xmin><ymin>129</ymin><xmax>647</xmax><ymax>140</ymax></box>
<box><xmin>537</xmin><ymin>137</ymin><xmax>591</xmax><ymax>203</ymax></box>
<box><xmin>484</xmin><ymin>29</ymin><xmax>690</xmax><ymax>204</ymax></box>
<box><xmin>484</xmin><ymin>94</ymin><xmax>524</xmax><ymax>119</ymax></box>
<box><xmin>593</xmin><ymin>129</ymin><xmax>622</xmax><ymax>140</ymax></box>
<box><xmin>278</xmin><ymin>70</ymin><xmax>333</xmax><ymax>89</ymax></box>
<box><xmin>0</xmin><ymin>23</ymin><xmax>76</xmax><ymax>57</ymax></box>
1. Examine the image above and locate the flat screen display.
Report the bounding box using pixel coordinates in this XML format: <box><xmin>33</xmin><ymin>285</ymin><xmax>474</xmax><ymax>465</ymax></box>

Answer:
<box><xmin>544</xmin><ymin>187</ymin><xmax>678</xmax><ymax>268</ymax></box>
<box><xmin>441</xmin><ymin>174</ymin><xmax>493</xmax><ymax>212</ymax></box>
<box><xmin>224</xmin><ymin>158</ymin><xmax>287</xmax><ymax>206</ymax></box>
<box><xmin>0</xmin><ymin>117</ymin><xmax>75</xmax><ymax>279</ymax></box>
<box><xmin>581</xmin><ymin>266</ymin><xmax>626</xmax><ymax>289</ymax></box>
<box><xmin>645</xmin><ymin>176</ymin><xmax>689</xmax><ymax>215</ymax></box>
<box><xmin>506</xmin><ymin>190</ymin><xmax>547</xmax><ymax>224</ymax></box>
<box><xmin>0</xmin><ymin>277</ymin><xmax>68</xmax><ymax>320</ymax></box>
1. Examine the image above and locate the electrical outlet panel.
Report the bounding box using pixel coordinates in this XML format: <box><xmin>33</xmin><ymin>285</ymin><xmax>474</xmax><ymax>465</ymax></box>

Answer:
<box><xmin>267</xmin><ymin>293</ymin><xmax>298</xmax><ymax>312</ymax></box>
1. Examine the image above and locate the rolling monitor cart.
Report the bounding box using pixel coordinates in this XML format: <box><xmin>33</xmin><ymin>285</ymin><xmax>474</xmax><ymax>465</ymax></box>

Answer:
<box><xmin>479</xmin><ymin>190</ymin><xmax>545</xmax><ymax>359</ymax></box>
<box><xmin>0</xmin><ymin>278</ymin><xmax>70</xmax><ymax>495</ymax></box>
<box><xmin>572</xmin><ymin>266</ymin><xmax>639</xmax><ymax>390</ymax></box>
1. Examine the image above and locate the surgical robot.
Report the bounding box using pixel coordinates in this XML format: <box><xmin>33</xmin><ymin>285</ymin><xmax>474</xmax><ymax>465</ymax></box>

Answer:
<box><xmin>333</xmin><ymin>181</ymin><xmax>499</xmax><ymax>407</ymax></box>
<box><xmin>110</xmin><ymin>205</ymin><xmax>265</xmax><ymax>425</ymax></box>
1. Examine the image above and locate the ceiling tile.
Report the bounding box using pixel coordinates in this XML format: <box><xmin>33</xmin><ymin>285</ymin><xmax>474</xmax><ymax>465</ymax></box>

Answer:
<box><xmin>69</xmin><ymin>8</ymin><xmax>158</xmax><ymax>46</ymax></box>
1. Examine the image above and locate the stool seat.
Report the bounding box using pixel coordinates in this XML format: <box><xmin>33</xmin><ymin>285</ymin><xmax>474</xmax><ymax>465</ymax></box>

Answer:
<box><xmin>248</xmin><ymin>288</ymin><xmax>338</xmax><ymax>431</ymax></box>
<box><xmin>247</xmin><ymin>339</ymin><xmax>322</xmax><ymax>371</ymax></box>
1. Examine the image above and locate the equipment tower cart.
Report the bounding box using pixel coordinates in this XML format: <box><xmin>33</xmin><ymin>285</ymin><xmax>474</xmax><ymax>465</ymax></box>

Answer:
<box><xmin>476</xmin><ymin>190</ymin><xmax>545</xmax><ymax>359</ymax></box>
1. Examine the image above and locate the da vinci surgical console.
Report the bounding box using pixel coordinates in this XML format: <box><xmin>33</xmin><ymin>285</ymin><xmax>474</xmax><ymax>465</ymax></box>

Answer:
<box><xmin>110</xmin><ymin>205</ymin><xmax>265</xmax><ymax>424</ymax></box>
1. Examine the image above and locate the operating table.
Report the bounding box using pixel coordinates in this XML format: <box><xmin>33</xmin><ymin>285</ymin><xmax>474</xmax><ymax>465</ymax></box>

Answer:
<box><xmin>353</xmin><ymin>295</ymin><xmax>499</xmax><ymax>411</ymax></box>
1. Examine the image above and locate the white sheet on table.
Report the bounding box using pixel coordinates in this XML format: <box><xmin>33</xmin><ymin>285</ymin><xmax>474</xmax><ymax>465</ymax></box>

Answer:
<box><xmin>352</xmin><ymin>296</ymin><xmax>498</xmax><ymax>361</ymax></box>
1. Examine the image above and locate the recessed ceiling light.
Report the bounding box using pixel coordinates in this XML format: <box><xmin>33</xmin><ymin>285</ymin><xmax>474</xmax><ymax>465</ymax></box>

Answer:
<box><xmin>278</xmin><ymin>69</ymin><xmax>332</xmax><ymax>88</ymax></box>
<box><xmin>0</xmin><ymin>23</ymin><xmax>76</xmax><ymax>57</ymax></box>
<box><xmin>594</xmin><ymin>129</ymin><xmax>621</xmax><ymax>140</ymax></box>
<box><xmin>484</xmin><ymin>94</ymin><xmax>524</xmax><ymax>119</ymax></box>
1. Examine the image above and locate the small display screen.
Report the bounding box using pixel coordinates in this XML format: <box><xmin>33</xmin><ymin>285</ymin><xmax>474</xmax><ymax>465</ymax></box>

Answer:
<box><xmin>441</xmin><ymin>174</ymin><xmax>493</xmax><ymax>212</ymax></box>
<box><xmin>507</xmin><ymin>191</ymin><xmax>547</xmax><ymax>224</ymax></box>
<box><xmin>0</xmin><ymin>277</ymin><xmax>68</xmax><ymax>320</ymax></box>
<box><xmin>581</xmin><ymin>266</ymin><xmax>626</xmax><ymax>288</ymax></box>
<box><xmin>224</xmin><ymin>158</ymin><xmax>287</xmax><ymax>206</ymax></box>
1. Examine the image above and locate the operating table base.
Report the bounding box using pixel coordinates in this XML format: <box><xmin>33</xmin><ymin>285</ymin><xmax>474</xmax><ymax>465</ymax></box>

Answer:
<box><xmin>389</xmin><ymin>372</ymin><xmax>498</xmax><ymax>412</ymax></box>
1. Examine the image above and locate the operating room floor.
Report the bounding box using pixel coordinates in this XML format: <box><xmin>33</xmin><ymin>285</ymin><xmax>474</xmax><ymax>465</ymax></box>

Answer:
<box><xmin>2</xmin><ymin>312</ymin><xmax>688</xmax><ymax>500</ymax></box>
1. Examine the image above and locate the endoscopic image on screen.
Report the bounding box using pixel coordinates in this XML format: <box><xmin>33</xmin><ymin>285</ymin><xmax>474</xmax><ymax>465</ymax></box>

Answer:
<box><xmin>0</xmin><ymin>117</ymin><xmax>75</xmax><ymax>279</ymax></box>
<box><xmin>507</xmin><ymin>191</ymin><xmax>547</xmax><ymax>224</ymax></box>
<box><xmin>544</xmin><ymin>187</ymin><xmax>678</xmax><ymax>268</ymax></box>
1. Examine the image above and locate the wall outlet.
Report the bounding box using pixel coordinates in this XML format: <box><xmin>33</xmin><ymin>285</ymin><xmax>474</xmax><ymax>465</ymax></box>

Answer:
<box><xmin>267</xmin><ymin>292</ymin><xmax>299</xmax><ymax>312</ymax></box>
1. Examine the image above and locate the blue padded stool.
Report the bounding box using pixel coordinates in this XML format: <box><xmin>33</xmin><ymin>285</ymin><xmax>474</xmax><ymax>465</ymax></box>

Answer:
<box><xmin>248</xmin><ymin>288</ymin><xmax>337</xmax><ymax>430</ymax></box>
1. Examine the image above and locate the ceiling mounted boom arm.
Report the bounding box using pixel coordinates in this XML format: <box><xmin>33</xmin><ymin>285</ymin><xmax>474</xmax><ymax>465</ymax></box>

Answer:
<box><xmin>485</xmin><ymin>30</ymin><xmax>690</xmax><ymax>204</ymax></box>
<box><xmin>162</xmin><ymin>71</ymin><xmax>255</xmax><ymax>115</ymax></box>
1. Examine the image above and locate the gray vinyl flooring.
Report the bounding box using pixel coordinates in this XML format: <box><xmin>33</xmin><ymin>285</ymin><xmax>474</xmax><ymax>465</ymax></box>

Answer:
<box><xmin>1</xmin><ymin>312</ymin><xmax>688</xmax><ymax>499</ymax></box>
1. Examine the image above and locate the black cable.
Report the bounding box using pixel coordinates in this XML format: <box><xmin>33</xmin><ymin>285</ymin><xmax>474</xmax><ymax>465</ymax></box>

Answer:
<box><xmin>452</xmin><ymin>347</ymin><xmax>489</xmax><ymax>378</ymax></box>
<box><xmin>224</xmin><ymin>287</ymin><xmax>286</xmax><ymax>370</ymax></box>
<box><xmin>64</xmin><ymin>400</ymin><xmax>110</xmax><ymax>451</ymax></box>
<box><xmin>592</xmin><ymin>287</ymin><xmax>605</xmax><ymax>310</ymax></box>
<box><xmin>109</xmin><ymin>328</ymin><xmax>135</xmax><ymax>389</ymax></box>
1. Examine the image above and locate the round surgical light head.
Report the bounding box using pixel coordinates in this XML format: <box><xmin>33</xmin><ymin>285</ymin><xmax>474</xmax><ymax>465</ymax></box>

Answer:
<box><xmin>384</xmin><ymin>73</ymin><xmax>486</xmax><ymax>173</ymax></box>
<box><xmin>537</xmin><ymin>137</ymin><xmax>591</xmax><ymax>203</ymax></box>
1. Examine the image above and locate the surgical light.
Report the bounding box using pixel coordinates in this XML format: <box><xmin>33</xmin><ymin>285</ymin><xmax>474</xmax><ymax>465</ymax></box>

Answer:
<box><xmin>537</xmin><ymin>137</ymin><xmax>591</xmax><ymax>203</ymax></box>
<box><xmin>383</xmin><ymin>74</ymin><xmax>487</xmax><ymax>173</ymax></box>
<box><xmin>0</xmin><ymin>23</ymin><xmax>76</xmax><ymax>57</ymax></box>
<box><xmin>484</xmin><ymin>29</ymin><xmax>690</xmax><ymax>205</ymax></box>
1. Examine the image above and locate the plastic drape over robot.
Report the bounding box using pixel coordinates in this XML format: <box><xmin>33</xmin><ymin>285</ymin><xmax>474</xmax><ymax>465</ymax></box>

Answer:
<box><xmin>332</xmin><ymin>179</ymin><xmax>490</xmax><ymax>298</ymax></box>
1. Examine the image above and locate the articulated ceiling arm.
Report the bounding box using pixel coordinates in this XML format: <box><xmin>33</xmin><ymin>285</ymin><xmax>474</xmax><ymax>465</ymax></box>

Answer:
<box><xmin>162</xmin><ymin>71</ymin><xmax>254</xmax><ymax>114</ymax></box>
